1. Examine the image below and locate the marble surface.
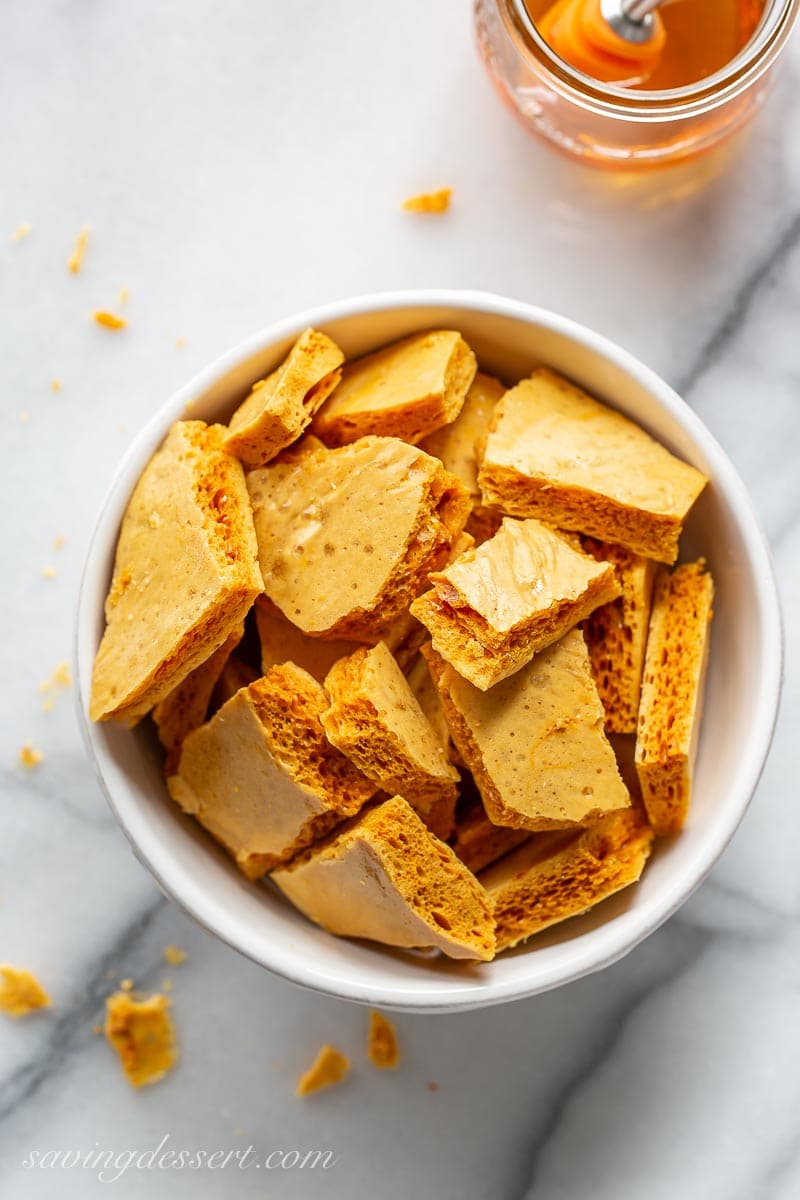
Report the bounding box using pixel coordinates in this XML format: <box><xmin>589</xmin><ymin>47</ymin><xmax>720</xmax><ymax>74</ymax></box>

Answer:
<box><xmin>1</xmin><ymin>2</ymin><xmax>799</xmax><ymax>1197</ymax></box>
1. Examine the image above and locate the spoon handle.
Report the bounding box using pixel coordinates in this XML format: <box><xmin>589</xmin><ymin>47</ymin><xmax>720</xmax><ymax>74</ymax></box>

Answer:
<box><xmin>622</xmin><ymin>0</ymin><xmax>666</xmax><ymax>20</ymax></box>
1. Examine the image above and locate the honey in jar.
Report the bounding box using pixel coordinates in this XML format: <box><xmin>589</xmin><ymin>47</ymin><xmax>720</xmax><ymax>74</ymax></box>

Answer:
<box><xmin>524</xmin><ymin>0</ymin><xmax>768</xmax><ymax>89</ymax></box>
<box><xmin>474</xmin><ymin>0</ymin><xmax>799</xmax><ymax>169</ymax></box>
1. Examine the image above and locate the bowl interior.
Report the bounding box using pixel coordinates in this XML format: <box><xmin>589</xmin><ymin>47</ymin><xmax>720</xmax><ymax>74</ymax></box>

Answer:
<box><xmin>76</xmin><ymin>293</ymin><xmax>781</xmax><ymax>1011</ymax></box>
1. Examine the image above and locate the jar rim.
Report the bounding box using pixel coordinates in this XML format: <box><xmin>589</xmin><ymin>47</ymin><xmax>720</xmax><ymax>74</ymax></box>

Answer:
<box><xmin>504</xmin><ymin>0</ymin><xmax>800</xmax><ymax>118</ymax></box>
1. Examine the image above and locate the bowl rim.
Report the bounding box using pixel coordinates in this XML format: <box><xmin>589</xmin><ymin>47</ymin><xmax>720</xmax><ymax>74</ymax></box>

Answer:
<box><xmin>75</xmin><ymin>288</ymin><xmax>783</xmax><ymax>1012</ymax></box>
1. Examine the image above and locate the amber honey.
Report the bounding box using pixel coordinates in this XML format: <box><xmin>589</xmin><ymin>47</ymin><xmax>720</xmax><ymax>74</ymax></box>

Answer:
<box><xmin>524</xmin><ymin>0</ymin><xmax>768</xmax><ymax>89</ymax></box>
<box><xmin>475</xmin><ymin>0</ymin><xmax>798</xmax><ymax>169</ymax></box>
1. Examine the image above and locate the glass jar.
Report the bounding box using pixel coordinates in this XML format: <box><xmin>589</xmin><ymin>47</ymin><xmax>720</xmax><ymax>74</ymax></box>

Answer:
<box><xmin>475</xmin><ymin>0</ymin><xmax>799</xmax><ymax>169</ymax></box>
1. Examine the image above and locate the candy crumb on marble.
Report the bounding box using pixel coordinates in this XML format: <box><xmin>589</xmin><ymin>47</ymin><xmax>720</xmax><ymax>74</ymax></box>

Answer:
<box><xmin>163</xmin><ymin>945</ymin><xmax>187</xmax><ymax>965</ymax></box>
<box><xmin>39</xmin><ymin>661</ymin><xmax>72</xmax><ymax>694</ymax></box>
<box><xmin>67</xmin><ymin>225</ymin><xmax>90</xmax><ymax>273</ymax></box>
<box><xmin>295</xmin><ymin>1045</ymin><xmax>350</xmax><ymax>1097</ymax></box>
<box><xmin>93</xmin><ymin>310</ymin><xmax>127</xmax><ymax>330</ymax></box>
<box><xmin>51</xmin><ymin>378</ymin><xmax>62</xmax><ymax>394</ymax></box>
<box><xmin>104</xmin><ymin>992</ymin><xmax>177</xmax><ymax>1087</ymax></box>
<box><xmin>42</xmin><ymin>566</ymin><xmax>56</xmax><ymax>579</ymax></box>
<box><xmin>402</xmin><ymin>187</ymin><xmax>452</xmax><ymax>213</ymax></box>
<box><xmin>119</xmin><ymin>978</ymin><xmax>134</xmax><ymax>991</ymax></box>
<box><xmin>118</xmin><ymin>286</ymin><xmax>129</xmax><ymax>306</ymax></box>
<box><xmin>427</xmin><ymin>1081</ymin><xmax>439</xmax><ymax>1092</ymax></box>
<box><xmin>53</xmin><ymin>534</ymin><xmax>66</xmax><ymax>549</ymax></box>
<box><xmin>11</xmin><ymin>222</ymin><xmax>32</xmax><ymax>242</ymax></box>
<box><xmin>0</xmin><ymin>965</ymin><xmax>51</xmax><ymax>1016</ymax></box>
<box><xmin>367</xmin><ymin>1011</ymin><xmax>400</xmax><ymax>1069</ymax></box>
<box><xmin>18</xmin><ymin>742</ymin><xmax>43</xmax><ymax>768</ymax></box>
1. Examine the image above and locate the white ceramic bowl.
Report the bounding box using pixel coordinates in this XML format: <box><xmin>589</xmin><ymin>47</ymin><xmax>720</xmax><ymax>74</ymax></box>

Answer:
<box><xmin>76</xmin><ymin>290</ymin><xmax>782</xmax><ymax>1012</ymax></box>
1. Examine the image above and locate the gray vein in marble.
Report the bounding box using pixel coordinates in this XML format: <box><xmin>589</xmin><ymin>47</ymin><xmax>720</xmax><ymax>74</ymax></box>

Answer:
<box><xmin>3</xmin><ymin>761</ymin><xmax>117</xmax><ymax>833</ymax></box>
<box><xmin>754</xmin><ymin>1141</ymin><xmax>800</xmax><ymax>1200</ymax></box>
<box><xmin>0</xmin><ymin>895</ymin><xmax>166</xmax><ymax>1125</ymax></box>
<box><xmin>672</xmin><ymin>889</ymin><xmax>788</xmax><ymax>945</ymax></box>
<box><xmin>511</xmin><ymin>924</ymin><xmax>713</xmax><ymax>1200</ymax></box>
<box><xmin>676</xmin><ymin>207</ymin><xmax>800</xmax><ymax>397</ymax></box>
<box><xmin>699</xmin><ymin>876</ymin><xmax>794</xmax><ymax>925</ymax></box>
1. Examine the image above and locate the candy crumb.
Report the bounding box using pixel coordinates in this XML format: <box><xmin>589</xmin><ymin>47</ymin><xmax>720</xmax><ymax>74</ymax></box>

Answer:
<box><xmin>19</xmin><ymin>743</ymin><xmax>43</xmax><ymax>768</ymax></box>
<box><xmin>0</xmin><ymin>965</ymin><xmax>50</xmax><ymax>1016</ymax></box>
<box><xmin>163</xmin><ymin>945</ymin><xmax>187</xmax><ymax>966</ymax></box>
<box><xmin>68</xmin><ymin>226</ymin><xmax>90</xmax><ymax>273</ymax></box>
<box><xmin>93</xmin><ymin>310</ymin><xmax>127</xmax><ymax>330</ymax></box>
<box><xmin>296</xmin><ymin>1045</ymin><xmax>350</xmax><ymax>1097</ymax></box>
<box><xmin>402</xmin><ymin>188</ymin><xmax>452</xmax><ymax>214</ymax></box>
<box><xmin>104</xmin><ymin>992</ymin><xmax>177</xmax><ymax>1087</ymax></box>
<box><xmin>367</xmin><ymin>1010</ymin><xmax>400</xmax><ymax>1069</ymax></box>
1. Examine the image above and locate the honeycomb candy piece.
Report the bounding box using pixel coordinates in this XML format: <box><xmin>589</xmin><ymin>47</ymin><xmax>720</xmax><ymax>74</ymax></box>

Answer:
<box><xmin>322</xmin><ymin>643</ymin><xmax>459</xmax><ymax>839</ymax></box>
<box><xmin>478</xmin><ymin>367</ymin><xmax>707</xmax><ymax>564</ymax></box>
<box><xmin>153</xmin><ymin>627</ymin><xmax>243</xmax><ymax>765</ymax></box>
<box><xmin>247</xmin><ymin>435</ymin><xmax>470</xmax><ymax>642</ymax></box>
<box><xmin>635</xmin><ymin>560</ymin><xmax>714</xmax><ymax>835</ymax></box>
<box><xmin>420</xmin><ymin>371</ymin><xmax>505</xmax><ymax>544</ymax></box>
<box><xmin>423</xmin><ymin>630</ymin><xmax>630</xmax><ymax>832</ymax></box>
<box><xmin>482</xmin><ymin>809</ymin><xmax>653</xmax><ymax>951</ymax></box>
<box><xmin>90</xmin><ymin>421</ymin><xmax>262</xmax><ymax>724</ymax></box>
<box><xmin>312</xmin><ymin>330</ymin><xmax>476</xmax><ymax>446</ymax></box>
<box><xmin>168</xmin><ymin>664</ymin><xmax>375</xmax><ymax>878</ymax></box>
<box><xmin>581</xmin><ymin>538</ymin><xmax>657</xmax><ymax>734</ymax></box>
<box><xmin>449</xmin><ymin>799</ymin><xmax>530</xmax><ymax>874</ymax></box>
<box><xmin>411</xmin><ymin>518</ymin><xmax>619</xmax><ymax>691</ymax></box>
<box><xmin>273</xmin><ymin>795</ymin><xmax>496</xmax><ymax>961</ymax></box>
<box><xmin>224</xmin><ymin>328</ymin><xmax>344</xmax><ymax>468</ymax></box>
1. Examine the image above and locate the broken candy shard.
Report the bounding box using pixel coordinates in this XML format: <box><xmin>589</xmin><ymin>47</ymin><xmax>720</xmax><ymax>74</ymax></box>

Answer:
<box><xmin>635</xmin><ymin>560</ymin><xmax>714</xmax><ymax>835</ymax></box>
<box><xmin>168</xmin><ymin>663</ymin><xmax>375</xmax><ymax>878</ymax></box>
<box><xmin>423</xmin><ymin>630</ymin><xmax>630</xmax><ymax>832</ymax></box>
<box><xmin>478</xmin><ymin>367</ymin><xmax>707</xmax><ymax>563</ymax></box>
<box><xmin>90</xmin><ymin>421</ymin><xmax>262</xmax><ymax>724</ymax></box>
<box><xmin>482</xmin><ymin>810</ymin><xmax>653</xmax><ymax>951</ymax></box>
<box><xmin>272</xmin><ymin>795</ymin><xmax>496</xmax><ymax>961</ymax></box>
<box><xmin>247</xmin><ymin>435</ymin><xmax>470</xmax><ymax>642</ymax></box>
<box><xmin>311</xmin><ymin>330</ymin><xmax>476</xmax><ymax>446</ymax></box>
<box><xmin>322</xmin><ymin>642</ymin><xmax>459</xmax><ymax>836</ymax></box>
<box><xmin>411</xmin><ymin>517</ymin><xmax>620</xmax><ymax>691</ymax></box>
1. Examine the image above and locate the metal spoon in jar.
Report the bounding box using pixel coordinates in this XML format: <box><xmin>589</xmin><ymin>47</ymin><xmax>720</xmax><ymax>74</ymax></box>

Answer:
<box><xmin>600</xmin><ymin>0</ymin><xmax>667</xmax><ymax>45</ymax></box>
<box><xmin>537</xmin><ymin>0</ymin><xmax>668</xmax><ymax>82</ymax></box>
